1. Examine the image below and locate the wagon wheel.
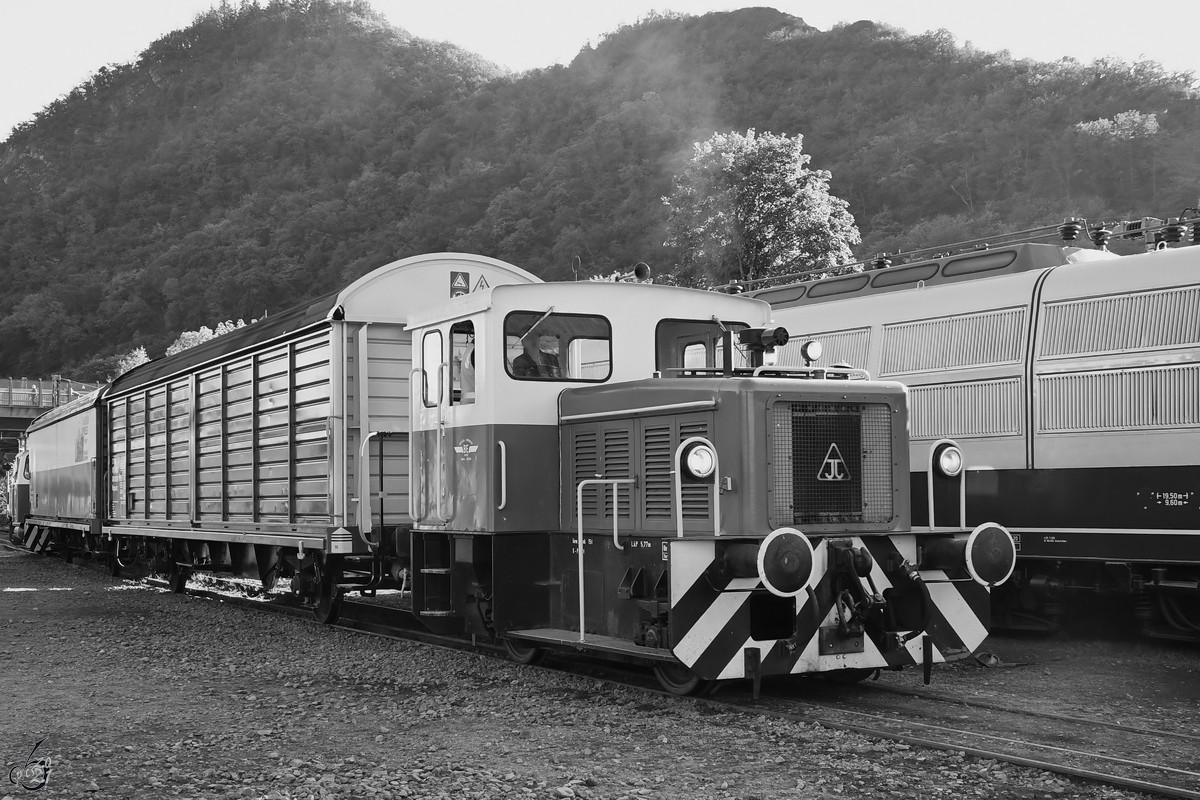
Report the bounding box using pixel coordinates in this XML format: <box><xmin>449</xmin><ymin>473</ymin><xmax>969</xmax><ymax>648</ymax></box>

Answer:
<box><xmin>168</xmin><ymin>561</ymin><xmax>191</xmax><ymax>594</ymax></box>
<box><xmin>653</xmin><ymin>663</ymin><xmax>714</xmax><ymax>696</ymax></box>
<box><xmin>503</xmin><ymin>638</ymin><xmax>547</xmax><ymax>666</ymax></box>
<box><xmin>312</xmin><ymin>555</ymin><xmax>343</xmax><ymax>625</ymax></box>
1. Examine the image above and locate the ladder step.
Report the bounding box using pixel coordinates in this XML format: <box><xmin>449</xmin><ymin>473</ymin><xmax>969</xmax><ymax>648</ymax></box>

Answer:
<box><xmin>421</xmin><ymin>567</ymin><xmax>452</xmax><ymax>575</ymax></box>
<box><xmin>419</xmin><ymin>610</ymin><xmax>457</xmax><ymax>617</ymax></box>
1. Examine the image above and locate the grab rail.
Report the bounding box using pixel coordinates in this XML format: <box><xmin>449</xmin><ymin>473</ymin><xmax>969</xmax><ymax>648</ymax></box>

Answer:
<box><xmin>497</xmin><ymin>440</ymin><xmax>508</xmax><ymax>510</ymax></box>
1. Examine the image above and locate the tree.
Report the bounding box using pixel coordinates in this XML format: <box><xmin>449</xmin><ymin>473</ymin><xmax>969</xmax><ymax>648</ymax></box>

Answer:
<box><xmin>115</xmin><ymin>347</ymin><xmax>150</xmax><ymax>377</ymax></box>
<box><xmin>662</xmin><ymin>129</ymin><xmax>860</xmax><ymax>287</ymax></box>
<box><xmin>164</xmin><ymin>318</ymin><xmax>248</xmax><ymax>356</ymax></box>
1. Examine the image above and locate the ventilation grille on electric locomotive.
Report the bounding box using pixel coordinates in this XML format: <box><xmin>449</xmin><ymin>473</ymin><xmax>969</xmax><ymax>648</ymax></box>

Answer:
<box><xmin>770</xmin><ymin>402</ymin><xmax>893</xmax><ymax>526</ymax></box>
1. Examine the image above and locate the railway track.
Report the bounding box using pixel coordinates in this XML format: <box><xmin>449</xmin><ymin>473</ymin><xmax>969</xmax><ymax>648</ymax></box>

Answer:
<box><xmin>10</xmin><ymin>540</ymin><xmax>1200</xmax><ymax>799</ymax></box>
<box><xmin>734</xmin><ymin>682</ymin><xmax>1200</xmax><ymax>800</ymax></box>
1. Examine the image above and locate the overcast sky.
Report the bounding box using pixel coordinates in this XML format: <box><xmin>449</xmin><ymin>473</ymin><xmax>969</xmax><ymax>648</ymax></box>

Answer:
<box><xmin>2</xmin><ymin>1</ymin><xmax>1198</xmax><ymax>142</ymax></box>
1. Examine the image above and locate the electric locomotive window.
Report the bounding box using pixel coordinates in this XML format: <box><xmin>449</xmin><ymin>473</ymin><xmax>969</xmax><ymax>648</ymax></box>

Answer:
<box><xmin>504</xmin><ymin>312</ymin><xmax>611</xmax><ymax>382</ymax></box>
<box><xmin>655</xmin><ymin>318</ymin><xmax>749</xmax><ymax>375</ymax></box>
<box><xmin>451</xmin><ymin>321</ymin><xmax>475</xmax><ymax>405</ymax></box>
<box><xmin>421</xmin><ymin>330</ymin><xmax>443</xmax><ymax>407</ymax></box>
<box><xmin>23</xmin><ymin>456</ymin><xmax>30</xmax><ymax>480</ymax></box>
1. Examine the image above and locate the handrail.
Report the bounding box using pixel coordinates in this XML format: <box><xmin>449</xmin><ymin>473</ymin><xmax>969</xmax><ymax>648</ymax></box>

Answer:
<box><xmin>673</xmin><ymin>437</ymin><xmax>720</xmax><ymax>538</ymax></box>
<box><xmin>925</xmin><ymin>438</ymin><xmax>967</xmax><ymax>531</ymax></box>
<box><xmin>575</xmin><ymin>477</ymin><xmax>636</xmax><ymax>643</ymax></box>
<box><xmin>497</xmin><ymin>440</ymin><xmax>508</xmax><ymax>510</ymax></box>
<box><xmin>408</xmin><ymin>368</ymin><xmax>424</xmax><ymax>523</ymax></box>
<box><xmin>357</xmin><ymin>430</ymin><xmax>380</xmax><ymax>549</ymax></box>
<box><xmin>434</xmin><ymin>363</ymin><xmax>451</xmax><ymax>524</ymax></box>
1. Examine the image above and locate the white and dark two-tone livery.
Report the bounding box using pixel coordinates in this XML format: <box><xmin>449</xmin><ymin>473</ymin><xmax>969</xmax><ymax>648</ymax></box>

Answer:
<box><xmin>752</xmin><ymin>215</ymin><xmax>1200</xmax><ymax>638</ymax></box>
<box><xmin>14</xmin><ymin>254</ymin><xmax>1013</xmax><ymax>693</ymax></box>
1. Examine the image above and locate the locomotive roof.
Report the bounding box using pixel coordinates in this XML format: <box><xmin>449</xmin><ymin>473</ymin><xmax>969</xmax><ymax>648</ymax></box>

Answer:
<box><xmin>748</xmin><ymin>243</ymin><xmax>1116</xmax><ymax>309</ymax></box>
<box><xmin>406</xmin><ymin>279</ymin><xmax>773</xmax><ymax>329</ymax></box>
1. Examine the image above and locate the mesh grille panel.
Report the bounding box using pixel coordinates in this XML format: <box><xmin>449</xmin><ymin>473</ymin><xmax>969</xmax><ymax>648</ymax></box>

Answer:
<box><xmin>771</xmin><ymin>402</ymin><xmax>893</xmax><ymax>525</ymax></box>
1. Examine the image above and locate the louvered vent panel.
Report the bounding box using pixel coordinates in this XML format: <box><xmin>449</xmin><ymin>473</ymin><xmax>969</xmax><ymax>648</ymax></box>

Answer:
<box><xmin>908</xmin><ymin>379</ymin><xmax>1023</xmax><ymax>439</ymax></box>
<box><xmin>1041</xmin><ymin>286</ymin><xmax>1200</xmax><ymax>358</ymax></box>
<box><xmin>603</xmin><ymin>428</ymin><xmax>632</xmax><ymax>518</ymax></box>
<box><xmin>778</xmin><ymin>328</ymin><xmax>870</xmax><ymax>369</ymax></box>
<box><xmin>573</xmin><ymin>430</ymin><xmax>598</xmax><ymax>517</ymax></box>
<box><xmin>770</xmin><ymin>402</ymin><xmax>893</xmax><ymax>525</ymax></box>
<box><xmin>643</xmin><ymin>425</ymin><xmax>674</xmax><ymax>518</ymax></box>
<box><xmin>679</xmin><ymin>420</ymin><xmax>711</xmax><ymax>520</ymax></box>
<box><xmin>1038</xmin><ymin>365</ymin><xmax>1200</xmax><ymax>432</ymax></box>
<box><xmin>881</xmin><ymin>308</ymin><xmax>1025</xmax><ymax>375</ymax></box>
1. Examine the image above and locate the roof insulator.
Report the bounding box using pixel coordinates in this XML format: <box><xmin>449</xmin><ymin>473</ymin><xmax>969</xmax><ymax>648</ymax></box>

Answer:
<box><xmin>870</xmin><ymin>254</ymin><xmax>892</xmax><ymax>270</ymax></box>
<box><xmin>1089</xmin><ymin>224</ymin><xmax>1113</xmax><ymax>249</ymax></box>
<box><xmin>1163</xmin><ymin>218</ymin><xmax>1186</xmax><ymax>244</ymax></box>
<box><xmin>1058</xmin><ymin>218</ymin><xmax>1083</xmax><ymax>243</ymax></box>
<box><xmin>1191</xmin><ymin>221</ymin><xmax>1200</xmax><ymax>245</ymax></box>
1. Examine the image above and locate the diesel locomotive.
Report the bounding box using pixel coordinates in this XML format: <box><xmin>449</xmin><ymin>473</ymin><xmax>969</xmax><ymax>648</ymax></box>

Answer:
<box><xmin>750</xmin><ymin>215</ymin><xmax>1200</xmax><ymax>639</ymax></box>
<box><xmin>14</xmin><ymin>252</ymin><xmax>1014</xmax><ymax>694</ymax></box>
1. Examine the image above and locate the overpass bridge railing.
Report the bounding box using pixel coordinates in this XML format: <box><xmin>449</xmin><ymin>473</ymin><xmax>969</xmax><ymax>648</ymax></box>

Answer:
<box><xmin>0</xmin><ymin>377</ymin><xmax>102</xmax><ymax>411</ymax></box>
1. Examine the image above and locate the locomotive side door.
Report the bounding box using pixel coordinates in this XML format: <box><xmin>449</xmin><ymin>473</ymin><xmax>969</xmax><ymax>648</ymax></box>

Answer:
<box><xmin>411</xmin><ymin>315</ymin><xmax>492</xmax><ymax>530</ymax></box>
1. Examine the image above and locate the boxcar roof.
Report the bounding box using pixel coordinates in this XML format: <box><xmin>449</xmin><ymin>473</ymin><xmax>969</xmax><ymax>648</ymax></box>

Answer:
<box><xmin>109</xmin><ymin>288</ymin><xmax>341</xmax><ymax>396</ymax></box>
<box><xmin>108</xmin><ymin>253</ymin><xmax>540</xmax><ymax>397</ymax></box>
<box><xmin>27</xmin><ymin>388</ymin><xmax>104</xmax><ymax>432</ymax></box>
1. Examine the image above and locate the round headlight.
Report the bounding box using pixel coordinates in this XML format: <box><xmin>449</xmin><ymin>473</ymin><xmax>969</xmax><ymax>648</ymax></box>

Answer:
<box><xmin>800</xmin><ymin>340</ymin><xmax>823</xmax><ymax>363</ymax></box>
<box><xmin>683</xmin><ymin>443</ymin><xmax>717</xmax><ymax>480</ymax></box>
<box><xmin>936</xmin><ymin>445</ymin><xmax>963</xmax><ymax>477</ymax></box>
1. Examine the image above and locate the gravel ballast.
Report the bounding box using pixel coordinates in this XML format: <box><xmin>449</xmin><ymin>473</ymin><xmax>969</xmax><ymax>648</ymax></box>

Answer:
<box><xmin>1</xmin><ymin>547</ymin><xmax>1150</xmax><ymax>799</ymax></box>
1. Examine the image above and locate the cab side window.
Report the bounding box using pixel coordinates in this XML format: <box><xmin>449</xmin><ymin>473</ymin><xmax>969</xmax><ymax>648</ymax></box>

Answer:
<box><xmin>421</xmin><ymin>330</ymin><xmax>443</xmax><ymax>407</ymax></box>
<box><xmin>451</xmin><ymin>321</ymin><xmax>475</xmax><ymax>405</ymax></box>
<box><xmin>656</xmin><ymin>319</ymin><xmax>750</xmax><ymax>374</ymax></box>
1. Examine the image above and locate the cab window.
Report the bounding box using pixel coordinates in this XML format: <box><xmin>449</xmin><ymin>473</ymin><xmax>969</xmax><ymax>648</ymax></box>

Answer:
<box><xmin>451</xmin><ymin>321</ymin><xmax>475</xmax><ymax>405</ymax></box>
<box><xmin>505</xmin><ymin>312</ymin><xmax>611</xmax><ymax>382</ymax></box>
<box><xmin>656</xmin><ymin>318</ymin><xmax>749</xmax><ymax>374</ymax></box>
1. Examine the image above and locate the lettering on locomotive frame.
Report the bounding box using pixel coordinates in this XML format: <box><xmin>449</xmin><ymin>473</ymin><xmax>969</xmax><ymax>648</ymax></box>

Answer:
<box><xmin>1149</xmin><ymin>491</ymin><xmax>1195</xmax><ymax>508</ymax></box>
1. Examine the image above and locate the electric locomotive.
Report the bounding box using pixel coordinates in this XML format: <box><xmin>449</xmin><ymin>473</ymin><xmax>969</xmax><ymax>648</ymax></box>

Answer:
<box><xmin>16</xmin><ymin>253</ymin><xmax>1015</xmax><ymax>693</ymax></box>
<box><xmin>751</xmin><ymin>215</ymin><xmax>1200</xmax><ymax>639</ymax></box>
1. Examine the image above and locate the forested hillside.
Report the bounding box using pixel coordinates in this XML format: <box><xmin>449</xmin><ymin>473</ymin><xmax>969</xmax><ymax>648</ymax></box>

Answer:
<box><xmin>1</xmin><ymin>0</ymin><xmax>1195</xmax><ymax>379</ymax></box>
